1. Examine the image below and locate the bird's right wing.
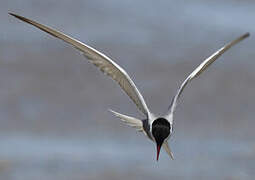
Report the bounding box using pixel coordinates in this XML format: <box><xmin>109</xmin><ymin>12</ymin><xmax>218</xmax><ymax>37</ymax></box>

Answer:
<box><xmin>9</xmin><ymin>13</ymin><xmax>151</xmax><ymax>117</ymax></box>
<box><xmin>166</xmin><ymin>33</ymin><xmax>249</xmax><ymax>120</ymax></box>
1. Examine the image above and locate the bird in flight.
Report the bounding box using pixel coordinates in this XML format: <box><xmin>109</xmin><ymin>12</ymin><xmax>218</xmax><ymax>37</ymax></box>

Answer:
<box><xmin>9</xmin><ymin>13</ymin><xmax>249</xmax><ymax>161</ymax></box>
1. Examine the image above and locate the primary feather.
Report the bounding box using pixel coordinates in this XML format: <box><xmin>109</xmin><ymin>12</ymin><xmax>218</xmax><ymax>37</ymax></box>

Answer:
<box><xmin>167</xmin><ymin>33</ymin><xmax>249</xmax><ymax>120</ymax></box>
<box><xmin>9</xmin><ymin>13</ymin><xmax>151</xmax><ymax>117</ymax></box>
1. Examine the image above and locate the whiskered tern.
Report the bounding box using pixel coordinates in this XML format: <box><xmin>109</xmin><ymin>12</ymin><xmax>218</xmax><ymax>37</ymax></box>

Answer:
<box><xmin>9</xmin><ymin>13</ymin><xmax>249</xmax><ymax>161</ymax></box>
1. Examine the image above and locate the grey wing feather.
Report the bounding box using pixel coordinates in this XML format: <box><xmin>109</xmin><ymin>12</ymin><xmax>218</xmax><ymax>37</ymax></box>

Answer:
<box><xmin>9</xmin><ymin>13</ymin><xmax>150</xmax><ymax>117</ymax></box>
<box><xmin>167</xmin><ymin>33</ymin><xmax>249</xmax><ymax>119</ymax></box>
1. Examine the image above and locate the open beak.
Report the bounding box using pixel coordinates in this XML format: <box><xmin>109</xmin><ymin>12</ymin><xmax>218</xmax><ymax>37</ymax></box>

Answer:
<box><xmin>156</xmin><ymin>145</ymin><xmax>162</xmax><ymax>161</ymax></box>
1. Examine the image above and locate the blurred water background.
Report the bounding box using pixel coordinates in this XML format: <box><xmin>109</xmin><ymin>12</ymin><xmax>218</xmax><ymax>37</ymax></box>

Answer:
<box><xmin>1</xmin><ymin>0</ymin><xmax>255</xmax><ymax>179</ymax></box>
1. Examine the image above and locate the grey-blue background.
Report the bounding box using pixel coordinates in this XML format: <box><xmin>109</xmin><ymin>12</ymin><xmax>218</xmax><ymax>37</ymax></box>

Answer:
<box><xmin>1</xmin><ymin>0</ymin><xmax>255</xmax><ymax>179</ymax></box>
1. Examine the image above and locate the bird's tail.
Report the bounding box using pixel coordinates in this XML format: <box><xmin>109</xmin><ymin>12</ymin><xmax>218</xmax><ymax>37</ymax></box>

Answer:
<box><xmin>163</xmin><ymin>142</ymin><xmax>174</xmax><ymax>160</ymax></box>
<box><xmin>108</xmin><ymin>109</ymin><xmax>143</xmax><ymax>132</ymax></box>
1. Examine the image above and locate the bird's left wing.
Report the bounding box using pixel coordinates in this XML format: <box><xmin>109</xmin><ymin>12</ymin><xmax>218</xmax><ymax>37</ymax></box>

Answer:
<box><xmin>166</xmin><ymin>33</ymin><xmax>249</xmax><ymax>120</ymax></box>
<box><xmin>9</xmin><ymin>13</ymin><xmax>151</xmax><ymax>117</ymax></box>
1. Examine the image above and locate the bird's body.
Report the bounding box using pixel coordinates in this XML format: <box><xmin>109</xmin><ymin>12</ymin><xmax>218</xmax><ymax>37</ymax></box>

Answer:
<box><xmin>9</xmin><ymin>13</ymin><xmax>249</xmax><ymax>161</ymax></box>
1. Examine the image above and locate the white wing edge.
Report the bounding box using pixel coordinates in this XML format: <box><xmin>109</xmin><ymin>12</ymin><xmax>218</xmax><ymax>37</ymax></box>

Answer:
<box><xmin>9</xmin><ymin>12</ymin><xmax>151</xmax><ymax>117</ymax></box>
<box><xmin>166</xmin><ymin>33</ymin><xmax>250</xmax><ymax>120</ymax></box>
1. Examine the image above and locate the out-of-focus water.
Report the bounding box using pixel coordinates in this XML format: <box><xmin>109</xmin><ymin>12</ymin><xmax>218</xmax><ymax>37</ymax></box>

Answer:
<box><xmin>1</xmin><ymin>0</ymin><xmax>255</xmax><ymax>179</ymax></box>
<box><xmin>0</xmin><ymin>135</ymin><xmax>254</xmax><ymax>180</ymax></box>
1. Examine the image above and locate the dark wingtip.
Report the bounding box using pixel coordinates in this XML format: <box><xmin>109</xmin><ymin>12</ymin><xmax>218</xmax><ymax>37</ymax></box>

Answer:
<box><xmin>8</xmin><ymin>12</ymin><xmax>28</xmax><ymax>22</ymax></box>
<box><xmin>8</xmin><ymin>12</ymin><xmax>18</xmax><ymax>17</ymax></box>
<box><xmin>243</xmin><ymin>32</ymin><xmax>250</xmax><ymax>38</ymax></box>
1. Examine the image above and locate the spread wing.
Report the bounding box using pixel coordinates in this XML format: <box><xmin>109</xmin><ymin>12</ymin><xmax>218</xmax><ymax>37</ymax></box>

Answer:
<box><xmin>9</xmin><ymin>13</ymin><xmax>151</xmax><ymax>117</ymax></box>
<box><xmin>167</xmin><ymin>33</ymin><xmax>249</xmax><ymax>119</ymax></box>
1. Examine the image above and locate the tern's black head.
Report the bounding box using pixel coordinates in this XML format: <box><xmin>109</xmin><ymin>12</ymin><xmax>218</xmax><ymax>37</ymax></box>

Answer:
<box><xmin>152</xmin><ymin>118</ymin><xmax>170</xmax><ymax>161</ymax></box>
